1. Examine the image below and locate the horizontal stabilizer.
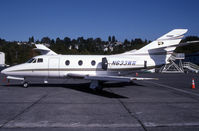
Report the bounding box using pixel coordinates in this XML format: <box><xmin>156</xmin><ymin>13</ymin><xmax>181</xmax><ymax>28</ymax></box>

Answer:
<box><xmin>178</xmin><ymin>40</ymin><xmax>199</xmax><ymax>47</ymax></box>
<box><xmin>157</xmin><ymin>29</ymin><xmax>188</xmax><ymax>40</ymax></box>
<box><xmin>34</xmin><ymin>44</ymin><xmax>57</xmax><ymax>55</ymax></box>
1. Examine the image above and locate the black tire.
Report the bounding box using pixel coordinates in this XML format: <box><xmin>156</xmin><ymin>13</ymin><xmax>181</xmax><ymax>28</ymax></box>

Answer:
<box><xmin>23</xmin><ymin>82</ymin><xmax>29</xmax><ymax>88</ymax></box>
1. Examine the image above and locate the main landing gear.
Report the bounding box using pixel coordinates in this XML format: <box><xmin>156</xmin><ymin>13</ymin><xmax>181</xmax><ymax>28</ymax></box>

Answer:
<box><xmin>90</xmin><ymin>80</ymin><xmax>103</xmax><ymax>91</ymax></box>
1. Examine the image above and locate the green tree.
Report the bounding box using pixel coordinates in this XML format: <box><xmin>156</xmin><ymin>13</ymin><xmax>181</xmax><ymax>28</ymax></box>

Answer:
<box><xmin>50</xmin><ymin>39</ymin><xmax>55</xmax><ymax>44</ymax></box>
<box><xmin>41</xmin><ymin>37</ymin><xmax>51</xmax><ymax>44</ymax></box>
<box><xmin>64</xmin><ymin>37</ymin><xmax>71</xmax><ymax>44</ymax></box>
<box><xmin>108</xmin><ymin>36</ymin><xmax>111</xmax><ymax>42</ymax></box>
<box><xmin>112</xmin><ymin>36</ymin><xmax>116</xmax><ymax>43</ymax></box>
<box><xmin>28</xmin><ymin>36</ymin><xmax>34</xmax><ymax>43</ymax></box>
<box><xmin>56</xmin><ymin>37</ymin><xmax>62</xmax><ymax>44</ymax></box>
<box><xmin>175</xmin><ymin>36</ymin><xmax>199</xmax><ymax>53</ymax></box>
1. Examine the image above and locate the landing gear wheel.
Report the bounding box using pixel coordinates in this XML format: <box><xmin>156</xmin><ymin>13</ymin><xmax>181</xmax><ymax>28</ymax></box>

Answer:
<box><xmin>23</xmin><ymin>82</ymin><xmax>29</xmax><ymax>88</ymax></box>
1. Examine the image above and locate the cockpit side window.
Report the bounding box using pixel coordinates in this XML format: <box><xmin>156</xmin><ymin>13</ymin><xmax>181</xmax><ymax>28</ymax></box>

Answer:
<box><xmin>37</xmin><ymin>58</ymin><xmax>43</xmax><ymax>63</ymax></box>
<box><xmin>32</xmin><ymin>59</ymin><xmax>37</xmax><ymax>63</ymax></box>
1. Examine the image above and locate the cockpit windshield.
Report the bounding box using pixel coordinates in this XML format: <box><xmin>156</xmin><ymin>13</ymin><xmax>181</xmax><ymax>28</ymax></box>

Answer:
<box><xmin>26</xmin><ymin>58</ymin><xmax>43</xmax><ymax>63</ymax></box>
<box><xmin>26</xmin><ymin>58</ymin><xmax>35</xmax><ymax>63</ymax></box>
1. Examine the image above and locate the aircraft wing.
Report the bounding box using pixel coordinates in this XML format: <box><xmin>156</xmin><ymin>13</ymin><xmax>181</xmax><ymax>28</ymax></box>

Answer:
<box><xmin>67</xmin><ymin>73</ymin><xmax>158</xmax><ymax>82</ymax></box>
<box><xmin>6</xmin><ymin>76</ymin><xmax>24</xmax><ymax>81</ymax></box>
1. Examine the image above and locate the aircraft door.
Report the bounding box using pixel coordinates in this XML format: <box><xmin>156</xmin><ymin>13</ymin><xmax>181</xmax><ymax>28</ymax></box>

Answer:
<box><xmin>48</xmin><ymin>58</ymin><xmax>60</xmax><ymax>77</ymax></box>
<box><xmin>144</xmin><ymin>61</ymin><xmax>147</xmax><ymax>68</ymax></box>
<box><xmin>102</xmin><ymin>57</ymin><xmax>108</xmax><ymax>70</ymax></box>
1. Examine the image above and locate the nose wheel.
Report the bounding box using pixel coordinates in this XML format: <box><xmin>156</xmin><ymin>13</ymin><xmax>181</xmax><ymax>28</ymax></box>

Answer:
<box><xmin>22</xmin><ymin>82</ymin><xmax>29</xmax><ymax>88</ymax></box>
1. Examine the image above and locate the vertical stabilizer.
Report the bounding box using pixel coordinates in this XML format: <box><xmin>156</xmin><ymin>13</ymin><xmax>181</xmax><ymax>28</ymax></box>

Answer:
<box><xmin>134</xmin><ymin>29</ymin><xmax>188</xmax><ymax>54</ymax></box>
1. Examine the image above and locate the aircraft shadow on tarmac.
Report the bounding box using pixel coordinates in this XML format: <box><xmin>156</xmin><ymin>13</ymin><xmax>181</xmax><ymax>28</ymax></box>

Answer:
<box><xmin>62</xmin><ymin>83</ymin><xmax>129</xmax><ymax>98</ymax></box>
<box><xmin>2</xmin><ymin>82</ymin><xmax>143</xmax><ymax>98</ymax></box>
<box><xmin>102</xmin><ymin>82</ymin><xmax>142</xmax><ymax>88</ymax></box>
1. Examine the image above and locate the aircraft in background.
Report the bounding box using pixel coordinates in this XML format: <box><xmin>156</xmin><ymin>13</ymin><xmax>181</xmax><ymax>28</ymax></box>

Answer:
<box><xmin>1</xmin><ymin>29</ymin><xmax>188</xmax><ymax>89</ymax></box>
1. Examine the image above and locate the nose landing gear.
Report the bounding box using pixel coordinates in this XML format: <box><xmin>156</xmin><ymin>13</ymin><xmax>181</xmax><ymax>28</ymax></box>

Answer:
<box><xmin>22</xmin><ymin>81</ymin><xmax>29</xmax><ymax>88</ymax></box>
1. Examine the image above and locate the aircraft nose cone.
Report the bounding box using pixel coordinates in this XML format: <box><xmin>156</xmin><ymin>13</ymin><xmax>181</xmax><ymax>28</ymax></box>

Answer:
<box><xmin>1</xmin><ymin>69</ymin><xmax>6</xmax><ymax>74</ymax></box>
<box><xmin>1</xmin><ymin>68</ymin><xmax>7</xmax><ymax>75</ymax></box>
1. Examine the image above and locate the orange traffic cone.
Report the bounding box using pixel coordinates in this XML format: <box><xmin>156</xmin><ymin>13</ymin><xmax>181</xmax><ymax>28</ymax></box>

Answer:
<box><xmin>192</xmin><ymin>78</ymin><xmax>195</xmax><ymax>89</ymax></box>
<box><xmin>136</xmin><ymin>73</ymin><xmax>138</xmax><ymax>77</ymax></box>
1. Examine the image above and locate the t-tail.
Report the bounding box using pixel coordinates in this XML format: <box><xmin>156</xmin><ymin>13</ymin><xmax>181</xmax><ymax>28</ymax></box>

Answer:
<box><xmin>124</xmin><ymin>29</ymin><xmax>188</xmax><ymax>65</ymax></box>
<box><xmin>135</xmin><ymin>29</ymin><xmax>188</xmax><ymax>53</ymax></box>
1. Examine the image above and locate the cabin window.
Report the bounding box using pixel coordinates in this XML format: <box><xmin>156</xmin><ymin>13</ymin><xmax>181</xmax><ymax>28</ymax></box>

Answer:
<box><xmin>65</xmin><ymin>60</ymin><xmax>70</xmax><ymax>65</ymax></box>
<box><xmin>37</xmin><ymin>58</ymin><xmax>43</xmax><ymax>63</ymax></box>
<box><xmin>78</xmin><ymin>60</ymin><xmax>83</xmax><ymax>66</ymax></box>
<box><xmin>91</xmin><ymin>60</ymin><xmax>96</xmax><ymax>66</ymax></box>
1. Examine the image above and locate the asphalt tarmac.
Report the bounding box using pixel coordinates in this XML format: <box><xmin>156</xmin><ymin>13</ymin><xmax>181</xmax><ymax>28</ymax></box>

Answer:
<box><xmin>0</xmin><ymin>73</ymin><xmax>199</xmax><ymax>131</ymax></box>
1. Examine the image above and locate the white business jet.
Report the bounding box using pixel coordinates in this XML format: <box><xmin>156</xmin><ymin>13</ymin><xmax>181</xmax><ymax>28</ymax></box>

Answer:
<box><xmin>1</xmin><ymin>29</ymin><xmax>188</xmax><ymax>89</ymax></box>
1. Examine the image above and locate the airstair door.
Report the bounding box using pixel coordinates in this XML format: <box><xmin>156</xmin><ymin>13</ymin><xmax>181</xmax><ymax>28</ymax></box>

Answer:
<box><xmin>48</xmin><ymin>58</ymin><xmax>60</xmax><ymax>77</ymax></box>
<box><xmin>144</xmin><ymin>61</ymin><xmax>147</xmax><ymax>68</ymax></box>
